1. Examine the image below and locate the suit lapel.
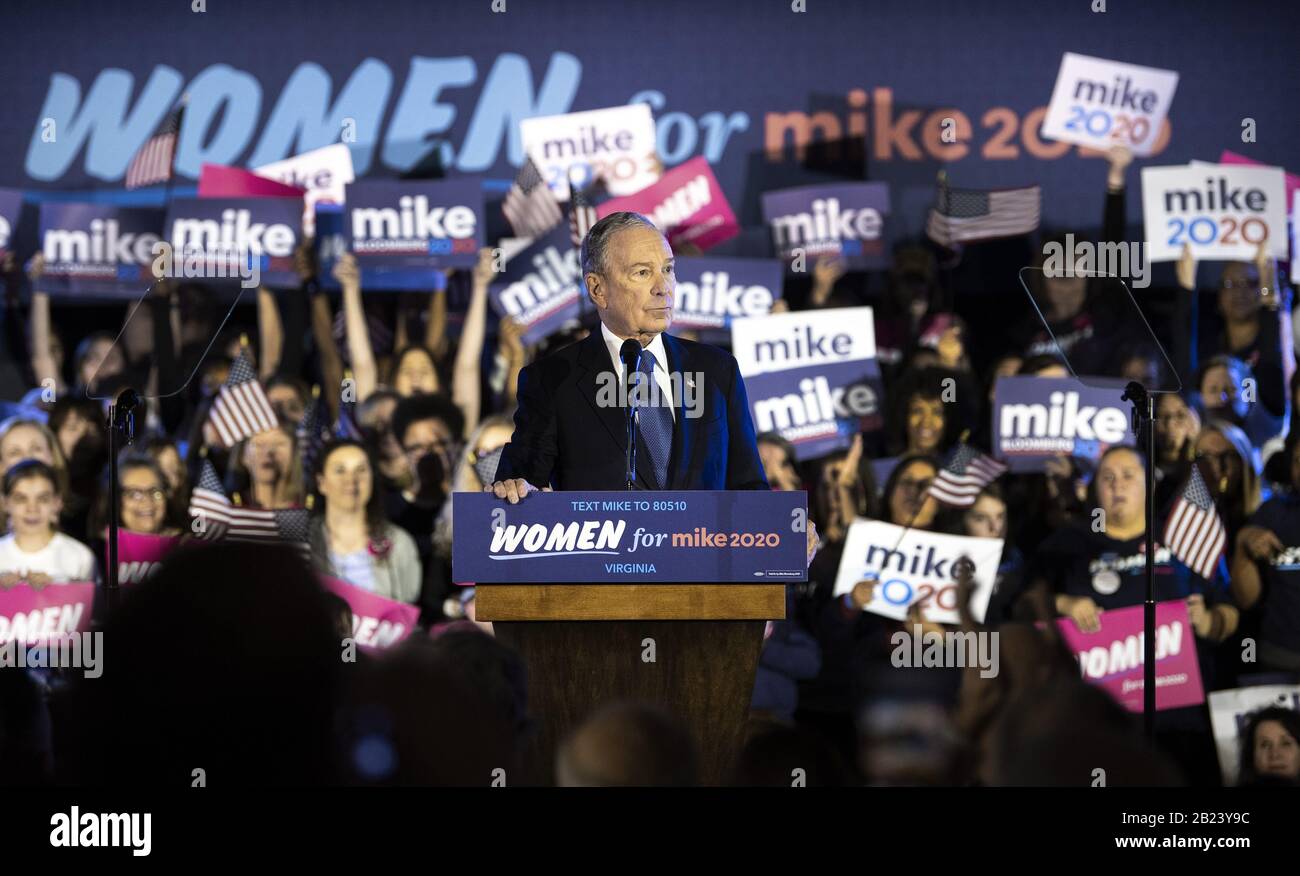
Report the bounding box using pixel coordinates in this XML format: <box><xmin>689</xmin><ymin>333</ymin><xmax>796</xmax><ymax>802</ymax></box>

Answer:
<box><xmin>577</xmin><ymin>331</ymin><xmax>657</xmax><ymax>490</ymax></box>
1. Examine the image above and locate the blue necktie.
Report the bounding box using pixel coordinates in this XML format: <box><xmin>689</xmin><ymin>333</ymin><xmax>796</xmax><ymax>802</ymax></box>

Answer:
<box><xmin>634</xmin><ymin>350</ymin><xmax>673</xmax><ymax>489</ymax></box>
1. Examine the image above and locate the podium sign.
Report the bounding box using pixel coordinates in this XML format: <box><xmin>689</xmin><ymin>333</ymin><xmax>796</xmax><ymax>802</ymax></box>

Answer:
<box><xmin>453</xmin><ymin>490</ymin><xmax>807</xmax><ymax>583</ymax></box>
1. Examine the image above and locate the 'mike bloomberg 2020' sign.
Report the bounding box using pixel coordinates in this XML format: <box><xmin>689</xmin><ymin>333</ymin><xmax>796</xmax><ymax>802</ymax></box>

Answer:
<box><xmin>452</xmin><ymin>491</ymin><xmax>807</xmax><ymax>583</ymax></box>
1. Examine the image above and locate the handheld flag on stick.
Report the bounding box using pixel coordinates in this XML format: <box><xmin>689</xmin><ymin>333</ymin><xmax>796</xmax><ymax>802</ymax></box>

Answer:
<box><xmin>207</xmin><ymin>345</ymin><xmax>279</xmax><ymax>447</ymax></box>
<box><xmin>125</xmin><ymin>101</ymin><xmax>185</xmax><ymax>190</ymax></box>
<box><xmin>1163</xmin><ymin>462</ymin><xmax>1228</xmax><ymax>580</ymax></box>
<box><xmin>928</xmin><ymin>438</ymin><xmax>1008</xmax><ymax>508</ymax></box>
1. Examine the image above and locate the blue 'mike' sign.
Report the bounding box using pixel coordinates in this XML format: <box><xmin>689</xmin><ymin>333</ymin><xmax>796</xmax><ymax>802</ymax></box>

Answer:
<box><xmin>452</xmin><ymin>490</ymin><xmax>808</xmax><ymax>583</ymax></box>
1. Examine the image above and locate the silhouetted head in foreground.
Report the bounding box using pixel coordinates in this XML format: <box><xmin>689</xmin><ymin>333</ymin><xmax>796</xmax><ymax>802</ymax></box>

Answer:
<box><xmin>556</xmin><ymin>702</ymin><xmax>697</xmax><ymax>787</ymax></box>
<box><xmin>58</xmin><ymin>542</ymin><xmax>342</xmax><ymax>786</ymax></box>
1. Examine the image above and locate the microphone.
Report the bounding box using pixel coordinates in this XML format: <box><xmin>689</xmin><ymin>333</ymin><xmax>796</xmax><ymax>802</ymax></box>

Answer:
<box><xmin>619</xmin><ymin>339</ymin><xmax>643</xmax><ymax>490</ymax></box>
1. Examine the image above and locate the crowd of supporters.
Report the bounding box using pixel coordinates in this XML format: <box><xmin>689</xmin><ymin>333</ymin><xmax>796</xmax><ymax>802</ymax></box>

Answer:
<box><xmin>1</xmin><ymin>144</ymin><xmax>1298</xmax><ymax>786</ymax></box>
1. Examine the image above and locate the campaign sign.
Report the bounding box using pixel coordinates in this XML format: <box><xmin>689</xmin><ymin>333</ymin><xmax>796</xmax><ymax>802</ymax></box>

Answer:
<box><xmin>1056</xmin><ymin>600</ymin><xmax>1205</xmax><ymax>712</ymax></box>
<box><xmin>488</xmin><ymin>225</ymin><xmax>583</xmax><ymax>344</ymax></box>
<box><xmin>1293</xmin><ymin>190</ymin><xmax>1299</xmax><ymax>285</ymax></box>
<box><xmin>1218</xmin><ymin>150</ymin><xmax>1300</xmax><ymax>207</ymax></box>
<box><xmin>346</xmin><ymin>179</ymin><xmax>482</xmax><ymax>278</ymax></box>
<box><xmin>0</xmin><ymin>188</ymin><xmax>22</xmax><ymax>258</ymax></box>
<box><xmin>732</xmin><ymin>307</ymin><xmax>883</xmax><ymax>460</ymax></box>
<box><xmin>314</xmin><ymin>208</ymin><xmax>441</xmax><ymax>292</ymax></box>
<box><xmin>39</xmin><ymin>203</ymin><xmax>163</xmax><ymax>298</ymax></box>
<box><xmin>255</xmin><ymin>143</ymin><xmax>355</xmax><ymax>238</ymax></box>
<box><xmin>670</xmin><ymin>256</ymin><xmax>782</xmax><ymax>330</ymax></box>
<box><xmin>452</xmin><ymin>490</ymin><xmax>807</xmax><ymax>583</ymax></box>
<box><xmin>110</xmin><ymin>531</ymin><xmax>181</xmax><ymax>586</ymax></box>
<box><xmin>521</xmin><ymin>103</ymin><xmax>659</xmax><ymax>201</ymax></box>
<box><xmin>164</xmin><ymin>196</ymin><xmax>301</xmax><ymax>287</ymax></box>
<box><xmin>320</xmin><ymin>574</ymin><xmax>420</xmax><ymax>651</ymax></box>
<box><xmin>993</xmin><ymin>375</ymin><xmax>1132</xmax><ymax>472</ymax></box>
<box><xmin>0</xmin><ymin>582</ymin><xmax>95</xmax><ymax>644</ymax></box>
<box><xmin>596</xmin><ymin>156</ymin><xmax>738</xmax><ymax>251</ymax></box>
<box><xmin>1141</xmin><ymin>164</ymin><xmax>1288</xmax><ymax>261</ymax></box>
<box><xmin>1208</xmin><ymin>685</ymin><xmax>1300</xmax><ymax>785</ymax></box>
<box><xmin>832</xmin><ymin>519</ymin><xmax>1000</xmax><ymax>624</ymax></box>
<box><xmin>761</xmin><ymin>183</ymin><xmax>890</xmax><ymax>269</ymax></box>
<box><xmin>1040</xmin><ymin>53</ymin><xmax>1179</xmax><ymax>156</ymax></box>
<box><xmin>197</xmin><ymin>163</ymin><xmax>305</xmax><ymax>199</ymax></box>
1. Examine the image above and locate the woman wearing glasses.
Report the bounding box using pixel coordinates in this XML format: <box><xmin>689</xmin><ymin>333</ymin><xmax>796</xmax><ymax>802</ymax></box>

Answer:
<box><xmin>99</xmin><ymin>454</ymin><xmax>182</xmax><ymax>537</ymax></box>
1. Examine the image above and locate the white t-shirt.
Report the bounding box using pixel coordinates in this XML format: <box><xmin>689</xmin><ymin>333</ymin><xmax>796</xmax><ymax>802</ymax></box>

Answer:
<box><xmin>0</xmin><ymin>532</ymin><xmax>97</xmax><ymax>583</ymax></box>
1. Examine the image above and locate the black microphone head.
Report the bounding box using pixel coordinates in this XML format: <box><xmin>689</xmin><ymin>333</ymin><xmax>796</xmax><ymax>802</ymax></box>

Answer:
<box><xmin>115</xmin><ymin>388</ymin><xmax>140</xmax><ymax>410</ymax></box>
<box><xmin>619</xmin><ymin>339</ymin><xmax>643</xmax><ymax>367</ymax></box>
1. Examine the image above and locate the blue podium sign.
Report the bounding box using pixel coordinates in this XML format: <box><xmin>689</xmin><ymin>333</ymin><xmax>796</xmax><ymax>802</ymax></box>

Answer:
<box><xmin>453</xmin><ymin>491</ymin><xmax>808</xmax><ymax>584</ymax></box>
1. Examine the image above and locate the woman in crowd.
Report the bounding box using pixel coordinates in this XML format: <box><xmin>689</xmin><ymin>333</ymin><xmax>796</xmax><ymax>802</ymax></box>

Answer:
<box><xmin>1153</xmin><ymin>392</ymin><xmax>1200</xmax><ymax>510</ymax></box>
<box><xmin>229</xmin><ymin>422</ymin><xmax>305</xmax><ymax>510</ymax></box>
<box><xmin>48</xmin><ymin>397</ymin><xmax>108</xmax><ymax>543</ymax></box>
<box><xmin>0</xmin><ymin>460</ymin><xmax>96</xmax><ymax>584</ymax></box>
<box><xmin>310</xmin><ymin>439</ymin><xmax>420</xmax><ymax>604</ymax></box>
<box><xmin>88</xmin><ymin>453</ymin><xmax>182</xmax><ymax>547</ymax></box>
<box><xmin>1034</xmin><ymin>445</ymin><xmax>1239</xmax><ymax>783</ymax></box>
<box><xmin>0</xmin><ymin>417</ymin><xmax>71</xmax><ymax>533</ymax></box>
<box><xmin>1231</xmin><ymin>428</ymin><xmax>1300</xmax><ymax>673</ymax></box>
<box><xmin>1236</xmin><ymin>706</ymin><xmax>1300</xmax><ymax>786</ymax></box>
<box><xmin>947</xmin><ymin>482</ymin><xmax>1024</xmax><ymax>624</ymax></box>
<box><xmin>880</xmin><ymin>453</ymin><xmax>940</xmax><ymax>530</ymax></box>
<box><xmin>888</xmin><ymin>368</ymin><xmax>960</xmax><ymax>458</ymax></box>
<box><xmin>1194</xmin><ymin>419</ymin><xmax>1260</xmax><ymax>553</ymax></box>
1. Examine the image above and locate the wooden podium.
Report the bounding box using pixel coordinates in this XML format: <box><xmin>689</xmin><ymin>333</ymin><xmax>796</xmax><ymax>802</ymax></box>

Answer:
<box><xmin>476</xmin><ymin>582</ymin><xmax>786</xmax><ymax>785</ymax></box>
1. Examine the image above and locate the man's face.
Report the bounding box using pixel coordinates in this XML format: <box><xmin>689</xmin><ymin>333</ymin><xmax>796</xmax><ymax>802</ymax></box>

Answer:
<box><xmin>587</xmin><ymin>225</ymin><xmax>675</xmax><ymax>342</ymax></box>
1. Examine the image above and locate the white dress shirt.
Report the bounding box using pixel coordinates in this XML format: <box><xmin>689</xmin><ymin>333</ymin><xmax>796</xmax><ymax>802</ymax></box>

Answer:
<box><xmin>599</xmin><ymin>322</ymin><xmax>677</xmax><ymax>422</ymax></box>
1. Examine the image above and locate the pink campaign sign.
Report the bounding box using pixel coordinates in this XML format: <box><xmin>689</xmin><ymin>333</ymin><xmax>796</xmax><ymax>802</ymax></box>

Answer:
<box><xmin>1219</xmin><ymin>150</ymin><xmax>1300</xmax><ymax>207</ymax></box>
<box><xmin>198</xmin><ymin>163</ymin><xmax>307</xmax><ymax>199</ymax></box>
<box><xmin>1056</xmin><ymin>599</ymin><xmax>1205</xmax><ymax>712</ymax></box>
<box><xmin>0</xmin><ymin>582</ymin><xmax>95</xmax><ymax>644</ymax></box>
<box><xmin>597</xmin><ymin>156</ymin><xmax>738</xmax><ymax>251</ymax></box>
<box><xmin>110</xmin><ymin>531</ymin><xmax>181</xmax><ymax>586</ymax></box>
<box><xmin>320</xmin><ymin>575</ymin><xmax>420</xmax><ymax>651</ymax></box>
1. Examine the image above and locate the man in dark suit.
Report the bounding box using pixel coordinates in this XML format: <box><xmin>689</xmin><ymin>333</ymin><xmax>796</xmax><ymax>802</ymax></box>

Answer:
<box><xmin>489</xmin><ymin>211</ymin><xmax>769</xmax><ymax>500</ymax></box>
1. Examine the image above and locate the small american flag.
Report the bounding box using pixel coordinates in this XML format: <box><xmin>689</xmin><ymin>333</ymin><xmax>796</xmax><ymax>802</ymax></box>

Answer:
<box><xmin>928</xmin><ymin>442</ymin><xmax>1008</xmax><ymax>508</ymax></box>
<box><xmin>925</xmin><ymin>184</ymin><xmax>1040</xmax><ymax>247</ymax></box>
<box><xmin>568</xmin><ymin>173</ymin><xmax>607</xmax><ymax>248</ymax></box>
<box><xmin>188</xmin><ymin>459</ymin><xmax>232</xmax><ymax>540</ymax></box>
<box><xmin>125</xmin><ymin>103</ymin><xmax>184</xmax><ymax>190</ymax></box>
<box><xmin>208</xmin><ymin>349</ymin><xmax>279</xmax><ymax>447</ymax></box>
<box><xmin>502</xmin><ymin>156</ymin><xmax>563</xmax><ymax>239</ymax></box>
<box><xmin>1163</xmin><ymin>463</ymin><xmax>1227</xmax><ymax>580</ymax></box>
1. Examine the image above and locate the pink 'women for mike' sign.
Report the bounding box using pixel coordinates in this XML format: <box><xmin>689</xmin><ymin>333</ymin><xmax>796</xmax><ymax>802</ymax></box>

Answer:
<box><xmin>320</xmin><ymin>575</ymin><xmax>420</xmax><ymax>651</ymax></box>
<box><xmin>597</xmin><ymin>156</ymin><xmax>738</xmax><ymax>252</ymax></box>
<box><xmin>1055</xmin><ymin>599</ymin><xmax>1205</xmax><ymax>712</ymax></box>
<box><xmin>0</xmin><ymin>582</ymin><xmax>95</xmax><ymax>644</ymax></box>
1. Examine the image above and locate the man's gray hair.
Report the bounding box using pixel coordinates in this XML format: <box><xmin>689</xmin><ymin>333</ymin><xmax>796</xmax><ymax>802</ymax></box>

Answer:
<box><xmin>580</xmin><ymin>211</ymin><xmax>663</xmax><ymax>278</ymax></box>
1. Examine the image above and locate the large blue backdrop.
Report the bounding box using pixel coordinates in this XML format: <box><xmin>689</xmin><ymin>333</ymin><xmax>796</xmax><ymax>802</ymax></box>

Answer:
<box><xmin>2</xmin><ymin>0</ymin><xmax>1295</xmax><ymax>245</ymax></box>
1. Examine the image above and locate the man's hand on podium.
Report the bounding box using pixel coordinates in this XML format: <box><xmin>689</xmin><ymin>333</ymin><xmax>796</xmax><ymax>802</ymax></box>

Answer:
<box><xmin>486</xmin><ymin>477</ymin><xmax>551</xmax><ymax>504</ymax></box>
<box><xmin>807</xmin><ymin>520</ymin><xmax>820</xmax><ymax>568</ymax></box>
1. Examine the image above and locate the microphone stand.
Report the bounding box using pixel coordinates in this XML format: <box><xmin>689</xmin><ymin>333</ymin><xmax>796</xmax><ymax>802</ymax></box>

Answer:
<box><xmin>620</xmin><ymin>340</ymin><xmax>642</xmax><ymax>491</ymax></box>
<box><xmin>1122</xmin><ymin>380</ymin><xmax>1157</xmax><ymax>739</ymax></box>
<box><xmin>105</xmin><ymin>387</ymin><xmax>140</xmax><ymax>616</ymax></box>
